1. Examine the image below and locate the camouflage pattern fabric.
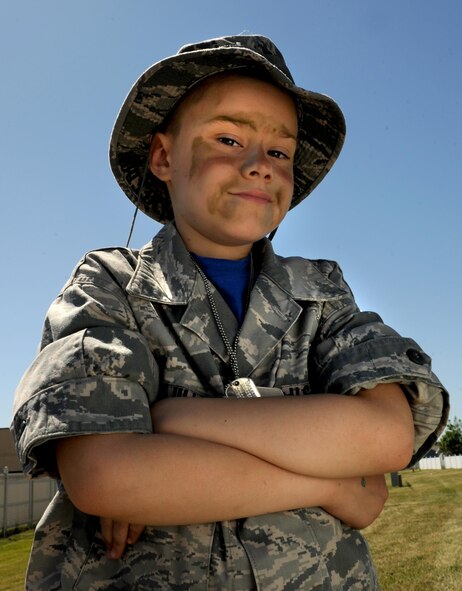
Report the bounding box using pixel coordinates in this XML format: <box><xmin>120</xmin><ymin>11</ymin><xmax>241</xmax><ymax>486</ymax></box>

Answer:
<box><xmin>12</xmin><ymin>222</ymin><xmax>449</xmax><ymax>589</ymax></box>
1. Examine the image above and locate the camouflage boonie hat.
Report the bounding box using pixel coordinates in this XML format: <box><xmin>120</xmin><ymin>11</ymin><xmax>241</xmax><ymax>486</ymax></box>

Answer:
<box><xmin>110</xmin><ymin>35</ymin><xmax>346</xmax><ymax>224</ymax></box>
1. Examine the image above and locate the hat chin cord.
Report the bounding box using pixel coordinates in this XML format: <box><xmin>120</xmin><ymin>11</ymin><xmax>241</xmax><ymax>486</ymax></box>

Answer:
<box><xmin>125</xmin><ymin>159</ymin><xmax>150</xmax><ymax>248</ymax></box>
<box><xmin>268</xmin><ymin>227</ymin><xmax>278</xmax><ymax>241</ymax></box>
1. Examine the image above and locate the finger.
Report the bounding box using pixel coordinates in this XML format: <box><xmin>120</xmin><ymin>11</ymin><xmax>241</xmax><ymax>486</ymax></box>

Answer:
<box><xmin>100</xmin><ymin>518</ymin><xmax>113</xmax><ymax>551</ymax></box>
<box><xmin>108</xmin><ymin>521</ymin><xmax>130</xmax><ymax>560</ymax></box>
<box><xmin>127</xmin><ymin>523</ymin><xmax>145</xmax><ymax>545</ymax></box>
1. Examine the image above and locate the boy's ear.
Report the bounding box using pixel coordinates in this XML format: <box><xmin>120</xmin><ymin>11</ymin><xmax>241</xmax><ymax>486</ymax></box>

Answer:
<box><xmin>149</xmin><ymin>132</ymin><xmax>172</xmax><ymax>181</ymax></box>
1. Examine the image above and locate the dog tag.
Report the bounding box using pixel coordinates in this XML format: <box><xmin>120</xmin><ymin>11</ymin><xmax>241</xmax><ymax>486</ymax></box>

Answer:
<box><xmin>257</xmin><ymin>387</ymin><xmax>284</xmax><ymax>397</ymax></box>
<box><xmin>225</xmin><ymin>378</ymin><xmax>261</xmax><ymax>398</ymax></box>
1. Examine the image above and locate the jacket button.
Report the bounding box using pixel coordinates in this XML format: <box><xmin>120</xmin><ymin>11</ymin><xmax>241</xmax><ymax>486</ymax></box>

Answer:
<box><xmin>406</xmin><ymin>348</ymin><xmax>426</xmax><ymax>365</ymax></box>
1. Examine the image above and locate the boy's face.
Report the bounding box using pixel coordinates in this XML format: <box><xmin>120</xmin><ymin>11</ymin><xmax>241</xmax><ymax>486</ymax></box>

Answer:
<box><xmin>150</xmin><ymin>74</ymin><xmax>298</xmax><ymax>259</ymax></box>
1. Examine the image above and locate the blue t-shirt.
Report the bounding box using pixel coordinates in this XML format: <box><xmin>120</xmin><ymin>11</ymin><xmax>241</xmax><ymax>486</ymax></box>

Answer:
<box><xmin>193</xmin><ymin>254</ymin><xmax>252</xmax><ymax>324</ymax></box>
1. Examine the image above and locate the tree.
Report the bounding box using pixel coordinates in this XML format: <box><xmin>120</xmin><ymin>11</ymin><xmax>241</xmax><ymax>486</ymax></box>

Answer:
<box><xmin>438</xmin><ymin>417</ymin><xmax>462</xmax><ymax>456</ymax></box>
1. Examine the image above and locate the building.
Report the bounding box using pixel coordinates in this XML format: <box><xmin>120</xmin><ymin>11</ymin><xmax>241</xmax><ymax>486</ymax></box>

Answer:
<box><xmin>0</xmin><ymin>427</ymin><xmax>22</xmax><ymax>472</ymax></box>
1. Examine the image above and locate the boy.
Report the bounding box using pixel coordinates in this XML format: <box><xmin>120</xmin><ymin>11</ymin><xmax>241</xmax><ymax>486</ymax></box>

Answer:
<box><xmin>12</xmin><ymin>35</ymin><xmax>448</xmax><ymax>590</ymax></box>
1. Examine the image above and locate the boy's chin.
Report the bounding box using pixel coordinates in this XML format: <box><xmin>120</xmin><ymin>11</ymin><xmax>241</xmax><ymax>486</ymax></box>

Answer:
<box><xmin>222</xmin><ymin>220</ymin><xmax>280</xmax><ymax>243</ymax></box>
<box><xmin>221</xmin><ymin>228</ymin><xmax>273</xmax><ymax>246</ymax></box>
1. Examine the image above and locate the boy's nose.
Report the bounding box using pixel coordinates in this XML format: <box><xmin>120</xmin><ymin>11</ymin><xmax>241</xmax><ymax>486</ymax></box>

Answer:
<box><xmin>241</xmin><ymin>147</ymin><xmax>273</xmax><ymax>181</ymax></box>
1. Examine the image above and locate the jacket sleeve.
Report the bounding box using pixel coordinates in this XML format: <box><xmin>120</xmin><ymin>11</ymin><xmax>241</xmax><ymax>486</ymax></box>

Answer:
<box><xmin>311</xmin><ymin>262</ymin><xmax>449</xmax><ymax>466</ymax></box>
<box><xmin>11</xmin><ymin>249</ymin><xmax>158</xmax><ymax>477</ymax></box>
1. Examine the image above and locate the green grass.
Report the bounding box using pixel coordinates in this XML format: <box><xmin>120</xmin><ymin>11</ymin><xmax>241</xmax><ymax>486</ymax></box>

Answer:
<box><xmin>364</xmin><ymin>469</ymin><xmax>462</xmax><ymax>591</ymax></box>
<box><xmin>0</xmin><ymin>530</ymin><xmax>33</xmax><ymax>590</ymax></box>
<box><xmin>1</xmin><ymin>471</ymin><xmax>461</xmax><ymax>590</ymax></box>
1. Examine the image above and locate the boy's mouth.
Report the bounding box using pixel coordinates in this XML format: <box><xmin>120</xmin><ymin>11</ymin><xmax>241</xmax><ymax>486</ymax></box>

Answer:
<box><xmin>229</xmin><ymin>189</ymin><xmax>272</xmax><ymax>204</ymax></box>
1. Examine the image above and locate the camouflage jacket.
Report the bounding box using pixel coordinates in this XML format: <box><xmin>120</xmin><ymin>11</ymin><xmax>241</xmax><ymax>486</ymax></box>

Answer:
<box><xmin>12</xmin><ymin>222</ymin><xmax>448</xmax><ymax>590</ymax></box>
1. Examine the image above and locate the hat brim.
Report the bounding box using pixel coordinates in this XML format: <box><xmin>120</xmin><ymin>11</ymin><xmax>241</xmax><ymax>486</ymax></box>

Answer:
<box><xmin>110</xmin><ymin>45</ymin><xmax>346</xmax><ymax>224</ymax></box>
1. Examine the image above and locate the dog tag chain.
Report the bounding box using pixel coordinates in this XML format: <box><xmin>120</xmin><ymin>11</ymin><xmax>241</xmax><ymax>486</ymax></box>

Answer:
<box><xmin>191</xmin><ymin>255</ymin><xmax>261</xmax><ymax>398</ymax></box>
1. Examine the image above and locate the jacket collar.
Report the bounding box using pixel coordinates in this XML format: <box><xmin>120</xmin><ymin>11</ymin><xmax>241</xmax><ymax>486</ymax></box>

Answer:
<box><xmin>126</xmin><ymin>224</ymin><xmax>348</xmax><ymax>376</ymax></box>
<box><xmin>127</xmin><ymin>222</ymin><xmax>347</xmax><ymax>304</ymax></box>
<box><xmin>127</xmin><ymin>222</ymin><xmax>196</xmax><ymax>304</ymax></box>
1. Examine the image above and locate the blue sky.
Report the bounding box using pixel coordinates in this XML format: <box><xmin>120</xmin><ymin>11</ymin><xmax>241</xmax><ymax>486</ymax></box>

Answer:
<box><xmin>1</xmin><ymin>0</ymin><xmax>460</xmax><ymax>428</ymax></box>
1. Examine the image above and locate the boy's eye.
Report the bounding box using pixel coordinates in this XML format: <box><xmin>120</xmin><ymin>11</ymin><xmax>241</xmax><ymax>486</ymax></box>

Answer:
<box><xmin>217</xmin><ymin>136</ymin><xmax>241</xmax><ymax>147</ymax></box>
<box><xmin>268</xmin><ymin>149</ymin><xmax>290</xmax><ymax>160</ymax></box>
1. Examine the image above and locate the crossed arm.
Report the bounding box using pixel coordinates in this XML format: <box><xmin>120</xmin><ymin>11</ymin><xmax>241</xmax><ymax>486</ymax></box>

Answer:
<box><xmin>151</xmin><ymin>383</ymin><xmax>414</xmax><ymax>478</ymax></box>
<box><xmin>56</xmin><ymin>382</ymin><xmax>414</xmax><ymax>558</ymax></box>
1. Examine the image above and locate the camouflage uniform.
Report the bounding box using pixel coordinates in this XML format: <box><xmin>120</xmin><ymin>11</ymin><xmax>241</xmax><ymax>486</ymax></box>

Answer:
<box><xmin>12</xmin><ymin>222</ymin><xmax>448</xmax><ymax>590</ymax></box>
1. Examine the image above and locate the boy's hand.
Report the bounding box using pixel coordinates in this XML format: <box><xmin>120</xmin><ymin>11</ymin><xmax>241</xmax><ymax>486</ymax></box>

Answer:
<box><xmin>100</xmin><ymin>518</ymin><xmax>145</xmax><ymax>559</ymax></box>
<box><xmin>322</xmin><ymin>474</ymin><xmax>388</xmax><ymax>529</ymax></box>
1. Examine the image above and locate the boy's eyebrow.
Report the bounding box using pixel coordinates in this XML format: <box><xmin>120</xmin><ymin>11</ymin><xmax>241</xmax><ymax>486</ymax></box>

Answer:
<box><xmin>208</xmin><ymin>115</ymin><xmax>297</xmax><ymax>140</ymax></box>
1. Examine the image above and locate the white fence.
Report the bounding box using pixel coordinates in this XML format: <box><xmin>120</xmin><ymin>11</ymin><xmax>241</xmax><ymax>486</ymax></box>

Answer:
<box><xmin>1</xmin><ymin>468</ymin><xmax>57</xmax><ymax>536</ymax></box>
<box><xmin>417</xmin><ymin>455</ymin><xmax>462</xmax><ymax>470</ymax></box>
